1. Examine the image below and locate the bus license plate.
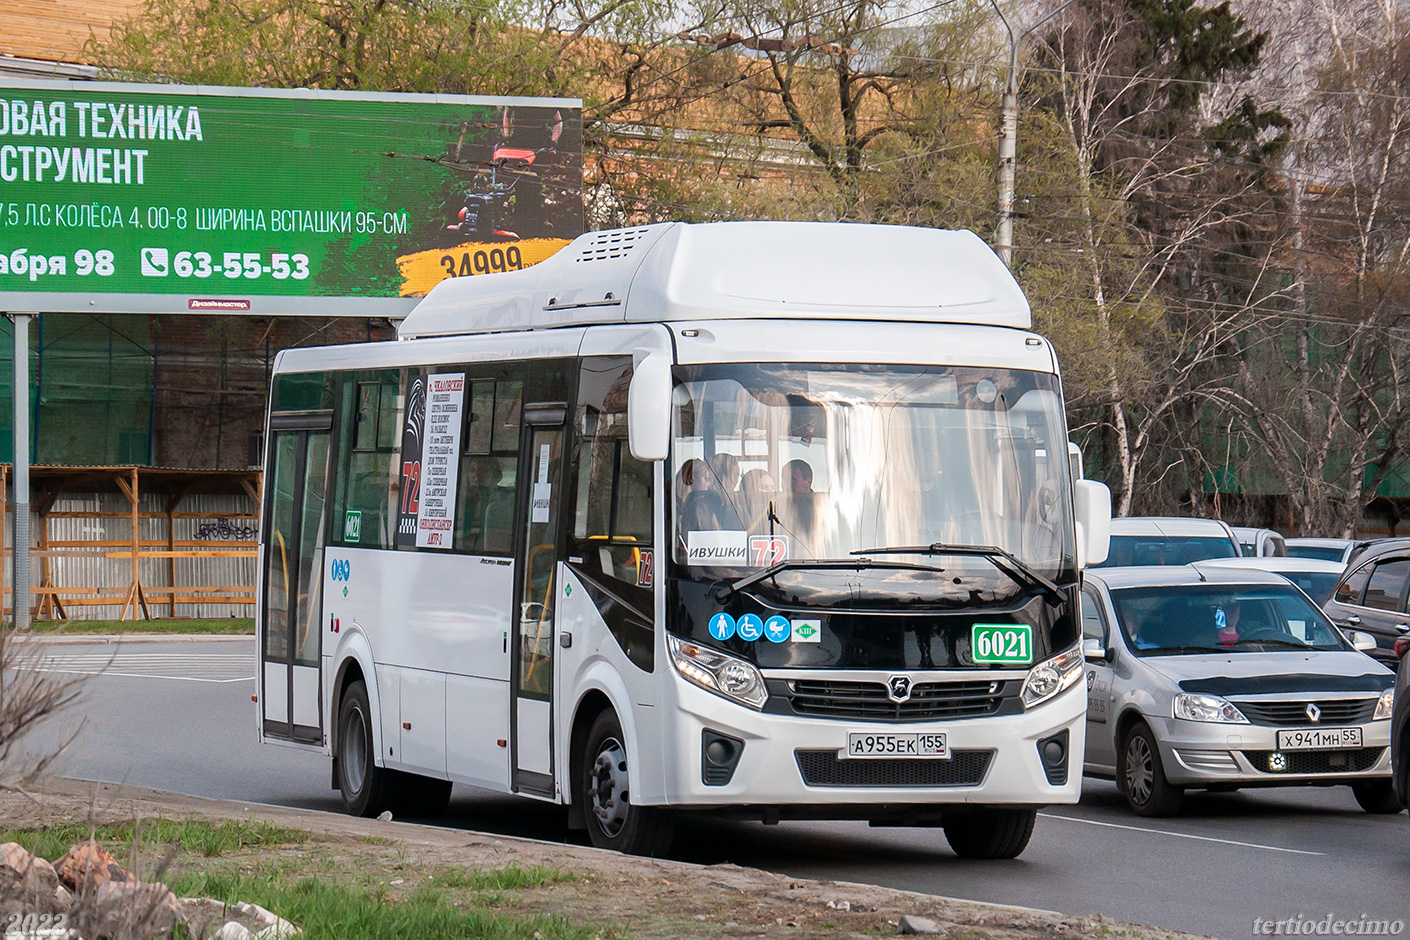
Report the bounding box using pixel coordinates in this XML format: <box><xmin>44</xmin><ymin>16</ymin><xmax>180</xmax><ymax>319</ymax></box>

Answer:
<box><xmin>845</xmin><ymin>732</ymin><xmax>949</xmax><ymax>759</ymax></box>
<box><xmin>1276</xmin><ymin>727</ymin><xmax>1362</xmax><ymax>750</ymax></box>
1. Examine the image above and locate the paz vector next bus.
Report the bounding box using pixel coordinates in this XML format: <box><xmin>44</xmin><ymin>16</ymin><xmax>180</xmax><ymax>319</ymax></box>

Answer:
<box><xmin>256</xmin><ymin>221</ymin><xmax>1112</xmax><ymax>859</ymax></box>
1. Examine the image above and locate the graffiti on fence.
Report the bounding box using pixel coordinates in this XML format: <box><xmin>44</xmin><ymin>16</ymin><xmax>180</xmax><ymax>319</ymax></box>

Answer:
<box><xmin>193</xmin><ymin>518</ymin><xmax>258</xmax><ymax>541</ymax></box>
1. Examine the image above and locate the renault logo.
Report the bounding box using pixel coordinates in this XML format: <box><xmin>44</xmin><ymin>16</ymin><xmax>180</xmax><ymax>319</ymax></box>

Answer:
<box><xmin>887</xmin><ymin>675</ymin><xmax>913</xmax><ymax>703</ymax></box>
<box><xmin>1306</xmin><ymin>703</ymin><xmax>1321</xmax><ymax>723</ymax></box>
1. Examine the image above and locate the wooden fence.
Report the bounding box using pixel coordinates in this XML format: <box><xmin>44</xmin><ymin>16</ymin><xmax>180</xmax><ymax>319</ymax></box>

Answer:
<box><xmin>1</xmin><ymin>465</ymin><xmax>261</xmax><ymax>620</ymax></box>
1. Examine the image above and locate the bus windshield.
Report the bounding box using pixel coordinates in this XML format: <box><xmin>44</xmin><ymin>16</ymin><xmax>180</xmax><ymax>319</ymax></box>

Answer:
<box><xmin>671</xmin><ymin>363</ymin><xmax>1075</xmax><ymax>581</ymax></box>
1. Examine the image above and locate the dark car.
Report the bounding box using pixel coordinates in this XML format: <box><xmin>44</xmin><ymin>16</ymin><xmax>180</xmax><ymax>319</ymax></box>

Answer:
<box><xmin>1395</xmin><ymin>636</ymin><xmax>1410</xmax><ymax>810</ymax></box>
<box><xmin>1323</xmin><ymin>538</ymin><xmax>1410</xmax><ymax>668</ymax></box>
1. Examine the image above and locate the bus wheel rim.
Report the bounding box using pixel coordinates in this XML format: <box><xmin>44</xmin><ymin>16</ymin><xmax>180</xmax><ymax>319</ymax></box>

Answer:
<box><xmin>345</xmin><ymin>705</ymin><xmax>368</xmax><ymax>794</ymax></box>
<box><xmin>590</xmin><ymin>736</ymin><xmax>630</xmax><ymax>838</ymax></box>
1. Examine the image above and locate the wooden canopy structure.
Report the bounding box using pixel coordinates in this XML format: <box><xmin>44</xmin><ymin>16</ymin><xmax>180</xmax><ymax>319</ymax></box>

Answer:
<box><xmin>1</xmin><ymin>465</ymin><xmax>261</xmax><ymax>621</ymax></box>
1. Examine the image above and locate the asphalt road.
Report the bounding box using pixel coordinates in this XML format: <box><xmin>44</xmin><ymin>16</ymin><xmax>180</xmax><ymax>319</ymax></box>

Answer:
<box><xmin>18</xmin><ymin>637</ymin><xmax>1410</xmax><ymax>939</ymax></box>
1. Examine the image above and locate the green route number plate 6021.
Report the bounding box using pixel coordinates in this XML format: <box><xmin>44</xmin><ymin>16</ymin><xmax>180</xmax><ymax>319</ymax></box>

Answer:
<box><xmin>971</xmin><ymin>624</ymin><xmax>1034</xmax><ymax>665</ymax></box>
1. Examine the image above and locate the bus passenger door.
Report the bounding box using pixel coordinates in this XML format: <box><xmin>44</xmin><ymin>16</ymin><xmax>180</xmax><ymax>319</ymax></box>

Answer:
<box><xmin>260</xmin><ymin>413</ymin><xmax>332</xmax><ymax>747</ymax></box>
<box><xmin>511</xmin><ymin>404</ymin><xmax>567</xmax><ymax>795</ymax></box>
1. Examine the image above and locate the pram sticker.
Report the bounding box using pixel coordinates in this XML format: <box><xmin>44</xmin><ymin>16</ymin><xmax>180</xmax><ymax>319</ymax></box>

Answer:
<box><xmin>764</xmin><ymin>615</ymin><xmax>791</xmax><ymax>643</ymax></box>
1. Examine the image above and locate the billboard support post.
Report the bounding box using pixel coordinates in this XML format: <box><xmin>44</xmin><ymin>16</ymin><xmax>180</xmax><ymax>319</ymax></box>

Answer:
<box><xmin>8</xmin><ymin>312</ymin><xmax>30</xmax><ymax>631</ymax></box>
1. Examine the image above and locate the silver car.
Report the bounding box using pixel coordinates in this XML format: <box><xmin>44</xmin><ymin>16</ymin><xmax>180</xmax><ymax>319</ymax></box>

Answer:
<box><xmin>1093</xmin><ymin>517</ymin><xmax>1241</xmax><ymax>567</ymax></box>
<box><xmin>1081</xmin><ymin>566</ymin><xmax>1398</xmax><ymax>817</ymax></box>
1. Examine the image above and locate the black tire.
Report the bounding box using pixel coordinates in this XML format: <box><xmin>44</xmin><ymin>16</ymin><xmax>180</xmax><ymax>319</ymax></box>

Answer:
<box><xmin>942</xmin><ymin>808</ymin><xmax>1037</xmax><ymax>859</ymax></box>
<box><xmin>1120</xmin><ymin>722</ymin><xmax>1184</xmax><ymax>817</ymax></box>
<box><xmin>1351</xmin><ymin>780</ymin><xmax>1404</xmax><ymax>814</ymax></box>
<box><xmin>577</xmin><ymin>710</ymin><xmax>675</xmax><ymax>856</ymax></box>
<box><xmin>337</xmin><ymin>681</ymin><xmax>397</xmax><ymax>817</ymax></box>
<box><xmin>393</xmin><ymin>774</ymin><xmax>453</xmax><ymax>818</ymax></box>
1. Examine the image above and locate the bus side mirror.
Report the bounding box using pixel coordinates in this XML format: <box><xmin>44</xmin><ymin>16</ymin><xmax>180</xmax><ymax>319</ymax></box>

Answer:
<box><xmin>1074</xmin><ymin>479</ymin><xmax>1111</xmax><ymax>568</ymax></box>
<box><xmin>628</xmin><ymin>349</ymin><xmax>671</xmax><ymax>462</ymax></box>
<box><xmin>1068</xmin><ymin>441</ymin><xmax>1084</xmax><ymax>481</ymax></box>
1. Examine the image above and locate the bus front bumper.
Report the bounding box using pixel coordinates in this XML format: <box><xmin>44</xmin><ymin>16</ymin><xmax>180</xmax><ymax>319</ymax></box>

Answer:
<box><xmin>655</xmin><ymin>673</ymin><xmax>1084</xmax><ymax>810</ymax></box>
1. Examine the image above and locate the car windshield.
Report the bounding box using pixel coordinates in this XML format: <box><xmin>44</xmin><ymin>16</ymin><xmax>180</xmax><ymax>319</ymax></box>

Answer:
<box><xmin>670</xmin><ymin>363</ymin><xmax>1075</xmax><ymax>580</ymax></box>
<box><xmin>1107</xmin><ymin>583</ymin><xmax>1350</xmax><ymax>655</ymax></box>
<box><xmin>1287</xmin><ymin>545</ymin><xmax>1345</xmax><ymax>563</ymax></box>
<box><xmin>1277</xmin><ymin>571</ymin><xmax>1341</xmax><ymax>606</ymax></box>
<box><xmin>1095</xmin><ymin>534</ymin><xmax>1239</xmax><ymax>567</ymax></box>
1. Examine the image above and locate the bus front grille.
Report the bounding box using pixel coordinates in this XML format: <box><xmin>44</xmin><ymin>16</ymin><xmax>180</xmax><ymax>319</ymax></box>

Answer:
<box><xmin>794</xmin><ymin>749</ymin><xmax>994</xmax><ymax>787</ymax></box>
<box><xmin>786</xmin><ymin>679</ymin><xmax>1007</xmax><ymax>722</ymax></box>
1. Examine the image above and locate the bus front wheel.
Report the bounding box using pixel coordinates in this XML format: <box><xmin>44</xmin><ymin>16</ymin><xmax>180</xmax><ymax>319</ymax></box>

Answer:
<box><xmin>338</xmin><ymin>680</ymin><xmax>396</xmax><ymax>817</ymax></box>
<box><xmin>942</xmin><ymin>808</ymin><xmax>1037</xmax><ymax>859</ymax></box>
<box><xmin>578</xmin><ymin>710</ymin><xmax>675</xmax><ymax>856</ymax></box>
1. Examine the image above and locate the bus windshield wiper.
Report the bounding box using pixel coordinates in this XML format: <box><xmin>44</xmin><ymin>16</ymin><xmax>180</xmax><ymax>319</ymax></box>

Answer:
<box><xmin>850</xmin><ymin>542</ymin><xmax>1064</xmax><ymax>602</ymax></box>
<box><xmin>722</xmin><ymin>558</ymin><xmax>947</xmax><ymax>599</ymax></box>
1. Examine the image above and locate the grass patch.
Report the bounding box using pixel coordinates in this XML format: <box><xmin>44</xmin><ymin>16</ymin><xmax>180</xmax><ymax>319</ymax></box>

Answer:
<box><xmin>0</xmin><ymin>818</ymin><xmax>303</xmax><ymax>863</ymax></box>
<box><xmin>170</xmin><ymin>871</ymin><xmax>608</xmax><ymax>940</ymax></box>
<box><xmin>27</xmin><ymin>619</ymin><xmax>254</xmax><ymax>635</ymax></box>
<box><xmin>433</xmin><ymin>863</ymin><xmax>577</xmax><ymax>892</ymax></box>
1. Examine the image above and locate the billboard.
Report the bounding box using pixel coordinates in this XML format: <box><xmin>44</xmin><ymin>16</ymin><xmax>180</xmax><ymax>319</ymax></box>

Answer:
<box><xmin>0</xmin><ymin>79</ymin><xmax>582</xmax><ymax>315</ymax></box>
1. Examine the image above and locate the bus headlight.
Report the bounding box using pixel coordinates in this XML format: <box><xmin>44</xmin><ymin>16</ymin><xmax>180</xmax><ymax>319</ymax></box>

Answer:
<box><xmin>1020</xmin><ymin>644</ymin><xmax>1084</xmax><ymax>709</ymax></box>
<box><xmin>668</xmin><ymin>635</ymin><xmax>768</xmax><ymax>710</ymax></box>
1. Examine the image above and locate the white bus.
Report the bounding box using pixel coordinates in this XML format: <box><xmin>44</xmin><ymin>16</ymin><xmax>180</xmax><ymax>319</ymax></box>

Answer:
<box><xmin>257</xmin><ymin>221</ymin><xmax>1111</xmax><ymax>859</ymax></box>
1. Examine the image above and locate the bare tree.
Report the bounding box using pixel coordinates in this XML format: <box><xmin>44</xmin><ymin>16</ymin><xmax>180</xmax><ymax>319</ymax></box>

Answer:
<box><xmin>1220</xmin><ymin>0</ymin><xmax>1410</xmax><ymax>535</ymax></box>
<box><xmin>1032</xmin><ymin>0</ymin><xmax>1288</xmax><ymax>516</ymax></box>
<box><xmin>0</xmin><ymin>622</ymin><xmax>86</xmax><ymax>787</ymax></box>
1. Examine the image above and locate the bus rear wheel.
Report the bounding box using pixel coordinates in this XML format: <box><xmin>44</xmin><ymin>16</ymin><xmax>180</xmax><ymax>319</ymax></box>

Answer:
<box><xmin>337</xmin><ymin>680</ymin><xmax>396</xmax><ymax>817</ymax></box>
<box><xmin>578</xmin><ymin>710</ymin><xmax>675</xmax><ymax>856</ymax></box>
<box><xmin>942</xmin><ymin>808</ymin><xmax>1037</xmax><ymax>859</ymax></box>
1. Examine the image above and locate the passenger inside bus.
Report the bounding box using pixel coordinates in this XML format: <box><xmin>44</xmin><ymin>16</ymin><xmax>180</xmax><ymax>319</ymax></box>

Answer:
<box><xmin>740</xmin><ymin>467</ymin><xmax>776</xmax><ymax>531</ymax></box>
<box><xmin>677</xmin><ymin>458</ymin><xmax>716</xmax><ymax>529</ymax></box>
<box><xmin>782</xmin><ymin>458</ymin><xmax>818</xmax><ymax>537</ymax></box>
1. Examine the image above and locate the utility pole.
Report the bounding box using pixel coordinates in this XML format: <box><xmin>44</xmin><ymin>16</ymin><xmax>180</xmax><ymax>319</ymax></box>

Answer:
<box><xmin>992</xmin><ymin>0</ymin><xmax>1077</xmax><ymax>267</ymax></box>
<box><xmin>8</xmin><ymin>312</ymin><xmax>31</xmax><ymax>632</ymax></box>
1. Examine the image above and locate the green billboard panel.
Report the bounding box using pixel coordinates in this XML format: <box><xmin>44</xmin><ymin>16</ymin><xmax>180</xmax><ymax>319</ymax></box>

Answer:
<box><xmin>0</xmin><ymin>79</ymin><xmax>583</xmax><ymax>316</ymax></box>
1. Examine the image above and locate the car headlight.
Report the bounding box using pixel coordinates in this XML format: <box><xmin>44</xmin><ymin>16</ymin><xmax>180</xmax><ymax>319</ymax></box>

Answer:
<box><xmin>1373</xmin><ymin>688</ymin><xmax>1394</xmax><ymax>721</ymax></box>
<box><xmin>1020</xmin><ymin>644</ymin><xmax>1085</xmax><ymax>708</ymax></box>
<box><xmin>668</xmin><ymin>635</ymin><xmax>768</xmax><ymax>710</ymax></box>
<box><xmin>1173</xmin><ymin>693</ymin><xmax>1249</xmax><ymax>724</ymax></box>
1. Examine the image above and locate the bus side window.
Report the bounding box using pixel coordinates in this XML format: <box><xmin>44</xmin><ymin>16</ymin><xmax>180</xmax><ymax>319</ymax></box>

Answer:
<box><xmin>332</xmin><ymin>370</ymin><xmax>401</xmax><ymax>548</ymax></box>
<box><xmin>457</xmin><ymin>455</ymin><xmax>516</xmax><ymax>554</ymax></box>
<box><xmin>455</xmin><ymin>369</ymin><xmax>522</xmax><ymax>555</ymax></box>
